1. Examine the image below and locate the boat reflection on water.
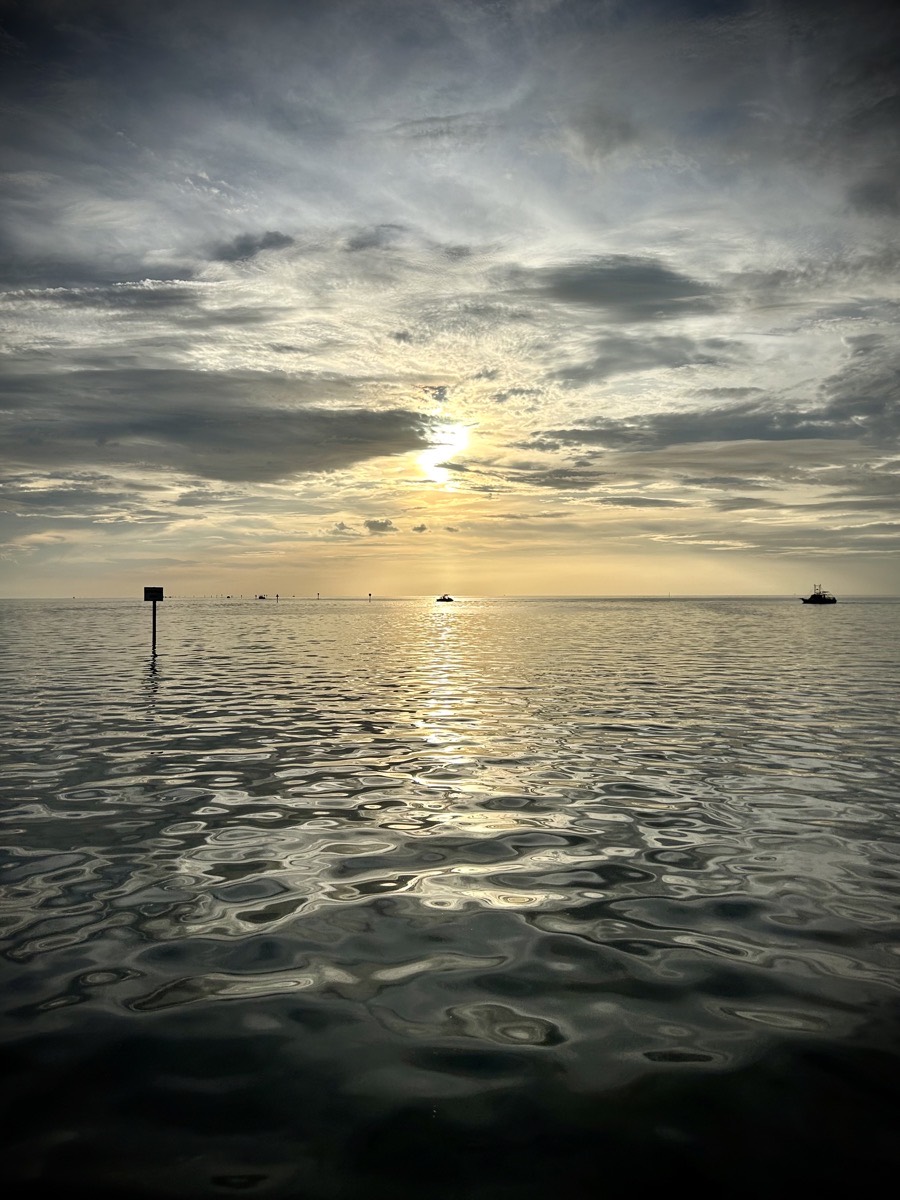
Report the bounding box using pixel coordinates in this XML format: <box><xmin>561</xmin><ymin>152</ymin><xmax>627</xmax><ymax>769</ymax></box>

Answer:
<box><xmin>801</xmin><ymin>584</ymin><xmax>837</xmax><ymax>604</ymax></box>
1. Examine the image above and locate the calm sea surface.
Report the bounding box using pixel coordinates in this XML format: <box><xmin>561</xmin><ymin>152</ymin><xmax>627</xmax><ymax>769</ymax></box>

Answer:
<box><xmin>1</xmin><ymin>596</ymin><xmax>899</xmax><ymax>1197</ymax></box>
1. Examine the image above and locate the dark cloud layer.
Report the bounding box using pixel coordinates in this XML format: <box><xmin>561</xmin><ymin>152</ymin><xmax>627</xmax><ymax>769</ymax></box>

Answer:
<box><xmin>1</xmin><ymin>368</ymin><xmax>432</xmax><ymax>483</ymax></box>
<box><xmin>211</xmin><ymin>230</ymin><xmax>295</xmax><ymax>262</ymax></box>
<box><xmin>552</xmin><ymin>333</ymin><xmax>725</xmax><ymax>385</ymax></box>
<box><xmin>506</xmin><ymin>257</ymin><xmax>719</xmax><ymax>322</ymax></box>
<box><xmin>541</xmin><ymin>365</ymin><xmax>900</xmax><ymax>453</ymax></box>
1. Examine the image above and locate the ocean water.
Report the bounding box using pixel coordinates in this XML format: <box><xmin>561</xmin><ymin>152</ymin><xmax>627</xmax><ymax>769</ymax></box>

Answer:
<box><xmin>1</xmin><ymin>595</ymin><xmax>899</xmax><ymax>1197</ymax></box>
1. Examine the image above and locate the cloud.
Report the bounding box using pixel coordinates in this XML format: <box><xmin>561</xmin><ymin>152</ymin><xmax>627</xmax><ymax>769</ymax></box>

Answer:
<box><xmin>519</xmin><ymin>468</ymin><xmax>604</xmax><ymax>491</ymax></box>
<box><xmin>492</xmin><ymin>386</ymin><xmax>541</xmax><ymax>404</ymax></box>
<box><xmin>551</xmin><ymin>333</ymin><xmax>725</xmax><ymax>385</ymax></box>
<box><xmin>345</xmin><ymin>224</ymin><xmax>406</xmax><ymax>252</ymax></box>
<box><xmin>847</xmin><ymin>178</ymin><xmax>900</xmax><ymax>216</ymax></box>
<box><xmin>327</xmin><ymin>521</ymin><xmax>359</xmax><ymax>537</ymax></box>
<box><xmin>0</xmin><ymin>477</ymin><xmax>133</xmax><ymax>513</ymax></box>
<box><xmin>24</xmin><ymin>282</ymin><xmax>203</xmax><ymax>311</ymax></box>
<box><xmin>504</xmin><ymin>257</ymin><xmax>718</xmax><ymax>322</ymax></box>
<box><xmin>711</xmin><ymin>496</ymin><xmax>779</xmax><ymax>512</ymax></box>
<box><xmin>540</xmin><ymin>384</ymin><xmax>899</xmax><ymax>453</ymax></box>
<box><xmin>210</xmin><ymin>230</ymin><xmax>295</xmax><ymax>262</ymax></box>
<box><xmin>364</xmin><ymin>518</ymin><xmax>396</xmax><ymax>534</ymax></box>
<box><xmin>0</xmin><ymin>368</ymin><xmax>433</xmax><ymax>483</ymax></box>
<box><xmin>10</xmin><ymin>280</ymin><xmax>286</xmax><ymax>329</ymax></box>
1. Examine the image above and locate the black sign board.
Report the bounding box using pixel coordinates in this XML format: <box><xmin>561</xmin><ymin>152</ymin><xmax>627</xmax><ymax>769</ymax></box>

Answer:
<box><xmin>144</xmin><ymin>586</ymin><xmax>164</xmax><ymax>602</ymax></box>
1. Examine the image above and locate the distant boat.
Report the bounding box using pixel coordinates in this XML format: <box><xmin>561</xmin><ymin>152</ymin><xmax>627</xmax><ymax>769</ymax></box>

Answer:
<box><xmin>801</xmin><ymin>584</ymin><xmax>836</xmax><ymax>604</ymax></box>
<box><xmin>257</xmin><ymin>594</ymin><xmax>268</xmax><ymax>600</ymax></box>
<box><xmin>436</xmin><ymin>594</ymin><xmax>454</xmax><ymax>602</ymax></box>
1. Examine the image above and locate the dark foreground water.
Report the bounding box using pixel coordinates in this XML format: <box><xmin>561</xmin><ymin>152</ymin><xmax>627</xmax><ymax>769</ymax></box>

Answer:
<box><xmin>1</xmin><ymin>596</ymin><xmax>899</xmax><ymax>1197</ymax></box>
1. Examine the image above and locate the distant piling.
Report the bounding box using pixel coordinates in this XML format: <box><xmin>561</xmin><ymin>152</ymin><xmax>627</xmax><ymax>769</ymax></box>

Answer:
<box><xmin>144</xmin><ymin>586</ymin><xmax>164</xmax><ymax>655</ymax></box>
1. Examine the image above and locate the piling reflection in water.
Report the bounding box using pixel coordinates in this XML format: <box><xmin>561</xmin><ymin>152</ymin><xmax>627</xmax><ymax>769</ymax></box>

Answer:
<box><xmin>0</xmin><ymin>596</ymin><xmax>898</xmax><ymax>1195</ymax></box>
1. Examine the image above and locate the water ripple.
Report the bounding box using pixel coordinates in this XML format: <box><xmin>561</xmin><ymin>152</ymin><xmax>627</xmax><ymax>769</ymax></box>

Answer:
<box><xmin>1</xmin><ymin>597</ymin><xmax>899</xmax><ymax>1191</ymax></box>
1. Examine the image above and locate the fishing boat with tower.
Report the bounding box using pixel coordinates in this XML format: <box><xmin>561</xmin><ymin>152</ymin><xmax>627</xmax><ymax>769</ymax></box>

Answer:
<box><xmin>801</xmin><ymin>584</ymin><xmax>837</xmax><ymax>604</ymax></box>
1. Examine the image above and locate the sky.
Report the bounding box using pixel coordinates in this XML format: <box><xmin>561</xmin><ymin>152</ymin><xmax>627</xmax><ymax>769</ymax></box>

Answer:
<box><xmin>1</xmin><ymin>0</ymin><xmax>899</xmax><ymax>598</ymax></box>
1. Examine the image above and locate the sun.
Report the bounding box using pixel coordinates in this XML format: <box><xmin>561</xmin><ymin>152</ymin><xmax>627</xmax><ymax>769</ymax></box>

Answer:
<box><xmin>417</xmin><ymin>422</ymin><xmax>471</xmax><ymax>485</ymax></box>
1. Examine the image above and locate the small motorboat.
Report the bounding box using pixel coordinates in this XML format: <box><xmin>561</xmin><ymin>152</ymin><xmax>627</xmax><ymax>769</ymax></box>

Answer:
<box><xmin>436</xmin><ymin>594</ymin><xmax>454</xmax><ymax>602</ymax></box>
<box><xmin>801</xmin><ymin>584</ymin><xmax>836</xmax><ymax>604</ymax></box>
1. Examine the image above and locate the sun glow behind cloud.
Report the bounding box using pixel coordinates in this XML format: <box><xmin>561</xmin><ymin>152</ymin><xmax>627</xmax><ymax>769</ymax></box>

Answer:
<box><xmin>417</xmin><ymin>423</ymin><xmax>471</xmax><ymax>487</ymax></box>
